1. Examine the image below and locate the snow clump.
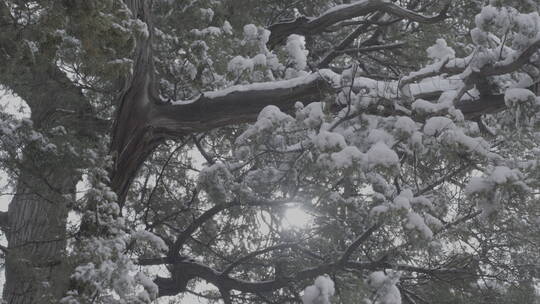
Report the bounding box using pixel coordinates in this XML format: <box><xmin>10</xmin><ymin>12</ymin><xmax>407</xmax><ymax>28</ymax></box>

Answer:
<box><xmin>427</xmin><ymin>39</ymin><xmax>455</xmax><ymax>61</ymax></box>
<box><xmin>286</xmin><ymin>34</ymin><xmax>309</xmax><ymax>70</ymax></box>
<box><xmin>302</xmin><ymin>275</ymin><xmax>335</xmax><ymax>304</ymax></box>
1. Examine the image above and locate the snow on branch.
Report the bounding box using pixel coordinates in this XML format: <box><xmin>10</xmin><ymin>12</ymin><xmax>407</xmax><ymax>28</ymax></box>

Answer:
<box><xmin>481</xmin><ymin>38</ymin><xmax>540</xmax><ymax>76</ymax></box>
<box><xmin>267</xmin><ymin>0</ymin><xmax>450</xmax><ymax>46</ymax></box>
<box><xmin>152</xmin><ymin>70</ymin><xmax>340</xmax><ymax>135</ymax></box>
<box><xmin>149</xmin><ymin>36</ymin><xmax>540</xmax><ymax>138</ymax></box>
<box><xmin>152</xmin><ymin>68</ymin><xmax>533</xmax><ymax>139</ymax></box>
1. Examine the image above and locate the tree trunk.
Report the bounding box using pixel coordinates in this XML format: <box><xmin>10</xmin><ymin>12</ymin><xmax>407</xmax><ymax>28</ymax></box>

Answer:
<box><xmin>0</xmin><ymin>63</ymin><xmax>103</xmax><ymax>302</ymax></box>
<box><xmin>3</xmin><ymin>166</ymin><xmax>74</xmax><ymax>303</ymax></box>
<box><xmin>0</xmin><ymin>1</ymin><xmax>155</xmax><ymax>301</ymax></box>
<box><xmin>0</xmin><ymin>19</ymin><xmax>103</xmax><ymax>301</ymax></box>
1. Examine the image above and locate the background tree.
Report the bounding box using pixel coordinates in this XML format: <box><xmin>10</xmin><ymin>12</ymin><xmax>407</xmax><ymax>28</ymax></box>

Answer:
<box><xmin>0</xmin><ymin>0</ymin><xmax>540</xmax><ymax>303</ymax></box>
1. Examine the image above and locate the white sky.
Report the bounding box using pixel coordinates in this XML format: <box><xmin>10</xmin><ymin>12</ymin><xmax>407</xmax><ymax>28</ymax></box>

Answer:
<box><xmin>0</xmin><ymin>91</ymin><xmax>25</xmax><ymax>297</ymax></box>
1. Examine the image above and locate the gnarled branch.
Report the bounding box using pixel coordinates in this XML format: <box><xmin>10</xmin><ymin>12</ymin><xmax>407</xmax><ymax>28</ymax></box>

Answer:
<box><xmin>169</xmin><ymin>198</ymin><xmax>290</xmax><ymax>260</ymax></box>
<box><xmin>268</xmin><ymin>0</ymin><xmax>450</xmax><ymax>46</ymax></box>
<box><xmin>142</xmin><ymin>253</ymin><xmax>476</xmax><ymax>298</ymax></box>
<box><xmin>151</xmin><ymin>69</ymin><xmax>513</xmax><ymax>138</ymax></box>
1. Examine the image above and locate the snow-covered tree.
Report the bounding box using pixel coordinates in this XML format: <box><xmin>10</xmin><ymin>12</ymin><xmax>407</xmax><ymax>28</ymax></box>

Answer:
<box><xmin>1</xmin><ymin>0</ymin><xmax>539</xmax><ymax>303</ymax></box>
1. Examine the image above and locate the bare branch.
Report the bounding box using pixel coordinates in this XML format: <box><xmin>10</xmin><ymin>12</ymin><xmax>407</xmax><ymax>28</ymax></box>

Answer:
<box><xmin>268</xmin><ymin>0</ymin><xmax>450</xmax><ymax>46</ymax></box>
<box><xmin>169</xmin><ymin>203</ymin><xmax>233</xmax><ymax>259</ymax></box>
<box><xmin>339</xmin><ymin>223</ymin><xmax>381</xmax><ymax>264</ymax></box>
<box><xmin>222</xmin><ymin>243</ymin><xmax>298</xmax><ymax>275</ymax></box>
<box><xmin>192</xmin><ymin>135</ymin><xmax>215</xmax><ymax>165</ymax></box>
<box><xmin>318</xmin><ymin>13</ymin><xmax>381</xmax><ymax>68</ymax></box>
<box><xmin>169</xmin><ymin>198</ymin><xmax>289</xmax><ymax>259</ymax></box>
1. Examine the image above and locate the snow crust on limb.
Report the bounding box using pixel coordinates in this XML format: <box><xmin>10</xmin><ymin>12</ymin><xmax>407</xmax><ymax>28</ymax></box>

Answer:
<box><xmin>194</xmin><ymin>70</ymin><xmax>338</xmax><ymax>101</ymax></box>
<box><xmin>200</xmin><ymin>8</ymin><xmax>214</xmax><ymax>21</ymax></box>
<box><xmin>302</xmin><ymin>275</ymin><xmax>335</xmax><ymax>304</ymax></box>
<box><xmin>191</xmin><ymin>26</ymin><xmax>223</xmax><ymax>37</ymax></box>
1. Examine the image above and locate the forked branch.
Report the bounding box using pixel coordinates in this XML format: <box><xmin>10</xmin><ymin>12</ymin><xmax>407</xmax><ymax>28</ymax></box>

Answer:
<box><xmin>268</xmin><ymin>0</ymin><xmax>450</xmax><ymax>46</ymax></box>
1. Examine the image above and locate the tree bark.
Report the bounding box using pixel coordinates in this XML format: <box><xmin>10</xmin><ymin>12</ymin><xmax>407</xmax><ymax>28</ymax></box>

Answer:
<box><xmin>110</xmin><ymin>0</ymin><xmax>163</xmax><ymax>203</ymax></box>
<box><xmin>0</xmin><ymin>73</ymin><xmax>98</xmax><ymax>302</ymax></box>
<box><xmin>3</xmin><ymin>166</ymin><xmax>74</xmax><ymax>304</ymax></box>
<box><xmin>0</xmin><ymin>3</ymin><xmax>103</xmax><ymax>300</ymax></box>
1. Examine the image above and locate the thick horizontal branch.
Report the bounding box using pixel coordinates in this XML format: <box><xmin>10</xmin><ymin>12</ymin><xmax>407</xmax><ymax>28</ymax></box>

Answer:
<box><xmin>268</xmin><ymin>0</ymin><xmax>450</xmax><ymax>46</ymax></box>
<box><xmin>151</xmin><ymin>69</ymin><xmax>512</xmax><ymax>138</ymax></box>
<box><xmin>149</xmin><ymin>258</ymin><xmax>338</xmax><ymax>297</ymax></box>
<box><xmin>143</xmin><ymin>253</ymin><xmax>475</xmax><ymax>298</ymax></box>
<box><xmin>151</xmin><ymin>71</ymin><xmax>336</xmax><ymax>136</ymax></box>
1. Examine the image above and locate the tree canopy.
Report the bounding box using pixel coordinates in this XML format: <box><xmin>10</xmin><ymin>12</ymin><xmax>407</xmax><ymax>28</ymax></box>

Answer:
<box><xmin>0</xmin><ymin>0</ymin><xmax>540</xmax><ymax>303</ymax></box>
